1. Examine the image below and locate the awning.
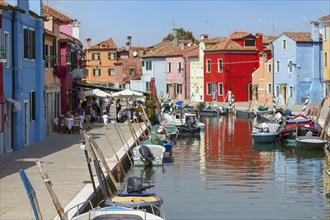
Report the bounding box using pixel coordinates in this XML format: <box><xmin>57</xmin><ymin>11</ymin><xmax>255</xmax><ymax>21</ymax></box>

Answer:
<box><xmin>6</xmin><ymin>98</ymin><xmax>22</xmax><ymax>112</ymax></box>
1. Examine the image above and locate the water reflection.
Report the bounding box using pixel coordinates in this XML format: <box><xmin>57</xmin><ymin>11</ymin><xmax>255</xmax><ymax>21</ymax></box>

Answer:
<box><xmin>128</xmin><ymin>116</ymin><xmax>329</xmax><ymax>219</ymax></box>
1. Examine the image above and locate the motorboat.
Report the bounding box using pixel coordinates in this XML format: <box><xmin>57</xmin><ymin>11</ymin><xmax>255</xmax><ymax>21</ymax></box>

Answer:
<box><xmin>296</xmin><ymin>136</ymin><xmax>328</xmax><ymax>150</ymax></box>
<box><xmin>142</xmin><ymin>134</ymin><xmax>175</xmax><ymax>155</ymax></box>
<box><xmin>251</xmin><ymin>122</ymin><xmax>280</xmax><ymax>143</ymax></box>
<box><xmin>72</xmin><ymin>204</ymin><xmax>166</xmax><ymax>220</ymax></box>
<box><xmin>151</xmin><ymin>124</ymin><xmax>179</xmax><ymax>141</ymax></box>
<box><xmin>199</xmin><ymin>103</ymin><xmax>219</xmax><ymax>117</ymax></box>
<box><xmin>279</xmin><ymin>113</ymin><xmax>321</xmax><ymax>141</ymax></box>
<box><xmin>105</xmin><ymin>176</ymin><xmax>164</xmax><ymax>214</ymax></box>
<box><xmin>163</xmin><ymin>109</ymin><xmax>205</xmax><ymax>132</ymax></box>
<box><xmin>132</xmin><ymin>144</ymin><xmax>165</xmax><ymax>166</ymax></box>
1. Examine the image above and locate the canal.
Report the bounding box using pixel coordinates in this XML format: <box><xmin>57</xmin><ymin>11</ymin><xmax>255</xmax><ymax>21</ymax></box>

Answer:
<box><xmin>128</xmin><ymin>116</ymin><xmax>330</xmax><ymax>219</ymax></box>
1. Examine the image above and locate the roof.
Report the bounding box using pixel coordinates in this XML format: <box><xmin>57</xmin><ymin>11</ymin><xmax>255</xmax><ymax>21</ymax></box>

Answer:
<box><xmin>42</xmin><ymin>4</ymin><xmax>75</xmax><ymax>22</ymax></box>
<box><xmin>188</xmin><ymin>50</ymin><xmax>199</xmax><ymax>58</ymax></box>
<box><xmin>167</xmin><ymin>45</ymin><xmax>198</xmax><ymax>57</ymax></box>
<box><xmin>142</xmin><ymin>44</ymin><xmax>180</xmax><ymax>58</ymax></box>
<box><xmin>320</xmin><ymin>14</ymin><xmax>330</xmax><ymax>22</ymax></box>
<box><xmin>205</xmin><ymin>37</ymin><xmax>258</xmax><ymax>52</ymax></box>
<box><xmin>60</xmin><ymin>32</ymin><xmax>82</xmax><ymax>46</ymax></box>
<box><xmin>283</xmin><ymin>32</ymin><xmax>312</xmax><ymax>42</ymax></box>
<box><xmin>90</xmin><ymin>38</ymin><xmax>117</xmax><ymax>50</ymax></box>
<box><xmin>228</xmin><ymin>31</ymin><xmax>253</xmax><ymax>40</ymax></box>
<box><xmin>262</xmin><ymin>35</ymin><xmax>277</xmax><ymax>44</ymax></box>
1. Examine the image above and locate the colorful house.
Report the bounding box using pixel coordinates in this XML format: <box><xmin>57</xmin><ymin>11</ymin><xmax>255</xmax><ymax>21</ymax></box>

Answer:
<box><xmin>165</xmin><ymin>43</ymin><xmax>198</xmax><ymax>100</ymax></box>
<box><xmin>189</xmin><ymin>34</ymin><xmax>223</xmax><ymax>103</ymax></box>
<box><xmin>203</xmin><ymin>32</ymin><xmax>267</xmax><ymax>103</ymax></box>
<box><xmin>1</xmin><ymin>0</ymin><xmax>44</xmax><ymax>153</ymax></box>
<box><xmin>114</xmin><ymin>36</ymin><xmax>145</xmax><ymax>89</ymax></box>
<box><xmin>320</xmin><ymin>14</ymin><xmax>330</xmax><ymax>107</ymax></box>
<box><xmin>85</xmin><ymin>37</ymin><xmax>117</xmax><ymax>87</ymax></box>
<box><xmin>272</xmin><ymin>21</ymin><xmax>323</xmax><ymax>105</ymax></box>
<box><xmin>134</xmin><ymin>41</ymin><xmax>180</xmax><ymax>98</ymax></box>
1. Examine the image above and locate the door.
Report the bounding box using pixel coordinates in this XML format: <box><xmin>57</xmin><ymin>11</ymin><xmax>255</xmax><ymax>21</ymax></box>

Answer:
<box><xmin>24</xmin><ymin>101</ymin><xmax>29</xmax><ymax>145</ymax></box>
<box><xmin>281</xmin><ymin>85</ymin><xmax>287</xmax><ymax>105</ymax></box>
<box><xmin>5</xmin><ymin>103</ymin><xmax>12</xmax><ymax>152</ymax></box>
<box><xmin>248</xmin><ymin>83</ymin><xmax>253</xmax><ymax>101</ymax></box>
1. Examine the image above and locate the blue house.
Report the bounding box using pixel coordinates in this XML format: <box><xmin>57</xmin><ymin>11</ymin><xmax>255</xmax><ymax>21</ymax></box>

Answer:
<box><xmin>272</xmin><ymin>21</ymin><xmax>323</xmax><ymax>106</ymax></box>
<box><xmin>1</xmin><ymin>0</ymin><xmax>44</xmax><ymax>153</ymax></box>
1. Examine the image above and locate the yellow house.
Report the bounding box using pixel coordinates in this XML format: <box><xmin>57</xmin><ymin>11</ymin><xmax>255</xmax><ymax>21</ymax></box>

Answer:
<box><xmin>85</xmin><ymin>38</ymin><xmax>117</xmax><ymax>85</ymax></box>
<box><xmin>320</xmin><ymin>14</ymin><xmax>330</xmax><ymax>106</ymax></box>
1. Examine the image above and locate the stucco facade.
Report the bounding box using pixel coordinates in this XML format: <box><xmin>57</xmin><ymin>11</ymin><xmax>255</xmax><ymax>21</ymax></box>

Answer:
<box><xmin>320</xmin><ymin>14</ymin><xmax>330</xmax><ymax>106</ymax></box>
<box><xmin>272</xmin><ymin>22</ymin><xmax>323</xmax><ymax>105</ymax></box>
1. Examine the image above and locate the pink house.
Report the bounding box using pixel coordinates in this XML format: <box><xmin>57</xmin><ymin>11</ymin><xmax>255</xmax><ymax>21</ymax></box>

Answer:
<box><xmin>165</xmin><ymin>45</ymin><xmax>198</xmax><ymax>100</ymax></box>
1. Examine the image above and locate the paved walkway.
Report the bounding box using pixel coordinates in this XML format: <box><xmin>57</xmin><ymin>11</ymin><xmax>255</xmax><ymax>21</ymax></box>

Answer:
<box><xmin>0</xmin><ymin>108</ymin><xmax>146</xmax><ymax>220</ymax></box>
<box><xmin>0</xmin><ymin>102</ymin><xmax>329</xmax><ymax>220</ymax></box>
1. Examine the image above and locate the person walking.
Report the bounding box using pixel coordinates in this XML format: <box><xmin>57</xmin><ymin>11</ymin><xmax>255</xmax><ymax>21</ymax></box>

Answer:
<box><xmin>105</xmin><ymin>96</ymin><xmax>111</xmax><ymax>114</ymax></box>
<box><xmin>102</xmin><ymin>110</ymin><xmax>109</xmax><ymax>129</ymax></box>
<box><xmin>116</xmin><ymin>99</ymin><xmax>122</xmax><ymax>122</ymax></box>
<box><xmin>84</xmin><ymin>102</ymin><xmax>92</xmax><ymax>130</ymax></box>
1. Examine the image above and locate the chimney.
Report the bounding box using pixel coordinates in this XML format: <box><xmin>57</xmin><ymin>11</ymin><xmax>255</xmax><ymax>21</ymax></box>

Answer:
<box><xmin>255</xmin><ymin>33</ymin><xmax>263</xmax><ymax>53</ymax></box>
<box><xmin>126</xmin><ymin>36</ymin><xmax>132</xmax><ymax>51</ymax></box>
<box><xmin>310</xmin><ymin>21</ymin><xmax>320</xmax><ymax>42</ymax></box>
<box><xmin>172</xmin><ymin>29</ymin><xmax>179</xmax><ymax>47</ymax></box>
<box><xmin>200</xmin><ymin>34</ymin><xmax>208</xmax><ymax>40</ymax></box>
<box><xmin>86</xmin><ymin>38</ymin><xmax>91</xmax><ymax>49</ymax></box>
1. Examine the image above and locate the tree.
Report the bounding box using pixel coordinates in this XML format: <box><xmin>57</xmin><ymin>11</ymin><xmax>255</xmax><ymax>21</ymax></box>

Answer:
<box><xmin>163</xmin><ymin>28</ymin><xmax>195</xmax><ymax>42</ymax></box>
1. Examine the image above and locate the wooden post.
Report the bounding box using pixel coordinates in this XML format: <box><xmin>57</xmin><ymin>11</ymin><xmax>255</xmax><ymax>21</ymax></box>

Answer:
<box><xmin>113</xmin><ymin>122</ymin><xmax>134</xmax><ymax>150</ymax></box>
<box><xmin>105</xmin><ymin>135</ymin><xmax>130</xmax><ymax>176</ymax></box>
<box><xmin>36</xmin><ymin>161</ymin><xmax>66</xmax><ymax>220</ymax></box>
<box><xmin>141</xmin><ymin>106</ymin><xmax>152</xmax><ymax>131</ymax></box>
<box><xmin>89</xmin><ymin>136</ymin><xmax>119</xmax><ymax>192</ymax></box>
<box><xmin>321</xmin><ymin>110</ymin><xmax>330</xmax><ymax>139</ymax></box>
<box><xmin>83</xmin><ymin>132</ymin><xmax>110</xmax><ymax>199</ymax></box>
<box><xmin>127</xmin><ymin>120</ymin><xmax>141</xmax><ymax>146</ymax></box>
<box><xmin>316</xmin><ymin>97</ymin><xmax>326</xmax><ymax>122</ymax></box>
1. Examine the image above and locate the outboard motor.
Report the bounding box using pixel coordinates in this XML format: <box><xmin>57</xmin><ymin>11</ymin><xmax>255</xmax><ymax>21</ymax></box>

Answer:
<box><xmin>127</xmin><ymin>176</ymin><xmax>154</xmax><ymax>194</ymax></box>
<box><xmin>139</xmin><ymin>145</ymin><xmax>155</xmax><ymax>166</ymax></box>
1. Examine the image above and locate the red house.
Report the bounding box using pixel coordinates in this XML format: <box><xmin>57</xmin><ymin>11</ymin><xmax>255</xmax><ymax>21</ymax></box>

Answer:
<box><xmin>203</xmin><ymin>32</ymin><xmax>270</xmax><ymax>102</ymax></box>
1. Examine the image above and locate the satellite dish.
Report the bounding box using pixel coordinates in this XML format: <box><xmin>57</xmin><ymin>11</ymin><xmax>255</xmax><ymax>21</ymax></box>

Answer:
<box><xmin>133</xmin><ymin>51</ymin><xmax>138</xmax><ymax>57</ymax></box>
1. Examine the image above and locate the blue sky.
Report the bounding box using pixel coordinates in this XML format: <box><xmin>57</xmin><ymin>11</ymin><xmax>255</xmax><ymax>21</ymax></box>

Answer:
<box><xmin>44</xmin><ymin>0</ymin><xmax>329</xmax><ymax>48</ymax></box>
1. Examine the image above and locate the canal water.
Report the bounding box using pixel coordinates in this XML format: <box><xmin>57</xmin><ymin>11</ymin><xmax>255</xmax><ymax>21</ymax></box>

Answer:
<box><xmin>127</xmin><ymin>116</ymin><xmax>330</xmax><ymax>219</ymax></box>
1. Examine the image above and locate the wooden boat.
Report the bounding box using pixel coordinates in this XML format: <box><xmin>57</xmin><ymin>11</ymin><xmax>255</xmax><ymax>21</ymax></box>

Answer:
<box><xmin>132</xmin><ymin>144</ymin><xmax>166</xmax><ymax>166</ymax></box>
<box><xmin>251</xmin><ymin>122</ymin><xmax>280</xmax><ymax>143</ymax></box>
<box><xmin>296</xmin><ymin>136</ymin><xmax>328</xmax><ymax>150</ymax></box>
<box><xmin>279</xmin><ymin>113</ymin><xmax>321</xmax><ymax>141</ymax></box>
<box><xmin>142</xmin><ymin>134</ymin><xmax>175</xmax><ymax>155</ymax></box>
<box><xmin>72</xmin><ymin>205</ymin><xmax>166</xmax><ymax>220</ymax></box>
<box><xmin>199</xmin><ymin>103</ymin><xmax>219</xmax><ymax>117</ymax></box>
<box><xmin>105</xmin><ymin>176</ymin><xmax>163</xmax><ymax>214</ymax></box>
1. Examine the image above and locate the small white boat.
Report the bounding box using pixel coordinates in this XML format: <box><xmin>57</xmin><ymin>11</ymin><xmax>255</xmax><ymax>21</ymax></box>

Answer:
<box><xmin>72</xmin><ymin>205</ymin><xmax>166</xmax><ymax>220</ymax></box>
<box><xmin>132</xmin><ymin>144</ymin><xmax>166</xmax><ymax>166</ymax></box>
<box><xmin>296</xmin><ymin>136</ymin><xmax>328</xmax><ymax>150</ymax></box>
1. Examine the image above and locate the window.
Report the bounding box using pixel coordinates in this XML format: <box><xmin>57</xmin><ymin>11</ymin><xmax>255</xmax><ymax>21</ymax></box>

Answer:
<box><xmin>206</xmin><ymin>59</ymin><xmax>211</xmax><ymax>73</ymax></box>
<box><xmin>276</xmin><ymin>85</ymin><xmax>280</xmax><ymax>97</ymax></box>
<box><xmin>288</xmin><ymin>60</ymin><xmax>293</xmax><ymax>73</ymax></box>
<box><xmin>166</xmin><ymin>84</ymin><xmax>171</xmax><ymax>93</ymax></box>
<box><xmin>142</xmin><ymin>61</ymin><xmax>145</xmax><ymax>67</ymax></box>
<box><xmin>218</xmin><ymin>83</ymin><xmax>223</xmax><ymax>96</ymax></box>
<box><xmin>92</xmin><ymin>52</ymin><xmax>100</xmax><ymax>60</ymax></box>
<box><xmin>176</xmin><ymin>84</ymin><xmax>182</xmax><ymax>94</ymax></box>
<box><xmin>289</xmin><ymin>85</ymin><xmax>294</xmax><ymax>98</ymax></box>
<box><xmin>168</xmin><ymin>62</ymin><xmax>172</xmax><ymax>73</ymax></box>
<box><xmin>93</xmin><ymin>68</ymin><xmax>101</xmax><ymax>76</ymax></box>
<box><xmin>178</xmin><ymin>62</ymin><xmax>182</xmax><ymax>72</ymax></box>
<box><xmin>4</xmin><ymin>32</ymin><xmax>9</xmax><ymax>67</ymax></box>
<box><xmin>276</xmin><ymin>60</ymin><xmax>280</xmax><ymax>73</ymax></box>
<box><xmin>268</xmin><ymin>63</ymin><xmax>272</xmax><ymax>73</ymax></box>
<box><xmin>108</xmin><ymin>52</ymin><xmax>116</xmax><ymax>60</ymax></box>
<box><xmin>267</xmin><ymin>83</ymin><xmax>272</xmax><ymax>94</ymax></box>
<box><xmin>218</xmin><ymin>59</ymin><xmax>223</xmax><ymax>72</ymax></box>
<box><xmin>207</xmin><ymin>83</ymin><xmax>211</xmax><ymax>95</ymax></box>
<box><xmin>108</xmin><ymin>68</ymin><xmax>114</xmax><ymax>76</ymax></box>
<box><xmin>129</xmin><ymin>67</ymin><xmax>135</xmax><ymax>76</ymax></box>
<box><xmin>244</xmin><ymin>38</ymin><xmax>255</xmax><ymax>46</ymax></box>
<box><xmin>282</xmin><ymin>39</ymin><xmax>287</xmax><ymax>50</ymax></box>
<box><xmin>325</xmin><ymin>52</ymin><xmax>328</xmax><ymax>68</ymax></box>
<box><xmin>146</xmin><ymin>61</ymin><xmax>152</xmax><ymax>70</ymax></box>
<box><xmin>45</xmin><ymin>45</ymin><xmax>49</xmax><ymax>68</ymax></box>
<box><xmin>30</xmin><ymin>91</ymin><xmax>36</xmax><ymax>121</ymax></box>
<box><xmin>24</xmin><ymin>28</ymin><xmax>36</xmax><ymax>59</ymax></box>
<box><xmin>324</xmin><ymin>24</ymin><xmax>327</xmax><ymax>40</ymax></box>
<box><xmin>101</xmin><ymin>43</ymin><xmax>107</xmax><ymax>48</ymax></box>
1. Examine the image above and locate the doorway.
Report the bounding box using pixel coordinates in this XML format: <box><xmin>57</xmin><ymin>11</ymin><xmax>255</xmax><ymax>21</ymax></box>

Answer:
<box><xmin>5</xmin><ymin>103</ymin><xmax>12</xmax><ymax>153</ymax></box>
<box><xmin>281</xmin><ymin>85</ymin><xmax>287</xmax><ymax>105</ymax></box>
<box><xmin>24</xmin><ymin>101</ymin><xmax>29</xmax><ymax>145</ymax></box>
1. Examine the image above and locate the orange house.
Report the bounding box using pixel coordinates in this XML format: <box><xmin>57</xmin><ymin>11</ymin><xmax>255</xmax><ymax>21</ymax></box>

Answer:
<box><xmin>85</xmin><ymin>38</ymin><xmax>117</xmax><ymax>86</ymax></box>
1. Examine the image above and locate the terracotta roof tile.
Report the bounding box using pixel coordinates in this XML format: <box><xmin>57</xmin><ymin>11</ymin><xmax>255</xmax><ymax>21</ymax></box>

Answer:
<box><xmin>189</xmin><ymin>50</ymin><xmax>199</xmax><ymax>58</ymax></box>
<box><xmin>167</xmin><ymin>45</ymin><xmax>198</xmax><ymax>56</ymax></box>
<box><xmin>59</xmin><ymin>32</ymin><xmax>82</xmax><ymax>45</ymax></box>
<box><xmin>90</xmin><ymin>38</ymin><xmax>117</xmax><ymax>49</ymax></box>
<box><xmin>142</xmin><ymin>44</ymin><xmax>180</xmax><ymax>58</ymax></box>
<box><xmin>283</xmin><ymin>32</ymin><xmax>312</xmax><ymax>42</ymax></box>
<box><xmin>320</xmin><ymin>14</ymin><xmax>330</xmax><ymax>22</ymax></box>
<box><xmin>42</xmin><ymin>4</ymin><xmax>74</xmax><ymax>22</ymax></box>
<box><xmin>262</xmin><ymin>35</ymin><xmax>277</xmax><ymax>44</ymax></box>
<box><xmin>228</xmin><ymin>31</ymin><xmax>252</xmax><ymax>40</ymax></box>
